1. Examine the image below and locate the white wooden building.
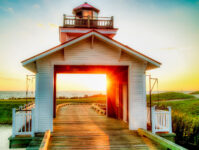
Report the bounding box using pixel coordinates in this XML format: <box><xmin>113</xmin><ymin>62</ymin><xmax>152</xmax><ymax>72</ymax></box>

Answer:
<box><xmin>21</xmin><ymin>2</ymin><xmax>161</xmax><ymax>133</ymax></box>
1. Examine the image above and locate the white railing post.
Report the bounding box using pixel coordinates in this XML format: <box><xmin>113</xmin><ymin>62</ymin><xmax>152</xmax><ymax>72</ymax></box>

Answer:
<box><xmin>31</xmin><ymin>108</ymin><xmax>35</xmax><ymax>137</ymax></box>
<box><xmin>151</xmin><ymin>106</ymin><xmax>156</xmax><ymax>134</ymax></box>
<box><xmin>168</xmin><ymin>106</ymin><xmax>172</xmax><ymax>133</ymax></box>
<box><xmin>12</xmin><ymin>108</ymin><xmax>16</xmax><ymax>137</ymax></box>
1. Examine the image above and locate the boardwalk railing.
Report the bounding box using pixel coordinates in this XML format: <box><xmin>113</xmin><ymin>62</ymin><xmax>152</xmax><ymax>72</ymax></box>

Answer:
<box><xmin>91</xmin><ymin>103</ymin><xmax>106</xmax><ymax>115</ymax></box>
<box><xmin>12</xmin><ymin>103</ymin><xmax>35</xmax><ymax>137</ymax></box>
<box><xmin>56</xmin><ymin>103</ymin><xmax>69</xmax><ymax>113</ymax></box>
<box><xmin>39</xmin><ymin>130</ymin><xmax>51</xmax><ymax>150</ymax></box>
<box><xmin>138</xmin><ymin>128</ymin><xmax>187</xmax><ymax>150</ymax></box>
<box><xmin>19</xmin><ymin>102</ymin><xmax>35</xmax><ymax>110</ymax></box>
<box><xmin>63</xmin><ymin>15</ymin><xmax>114</xmax><ymax>29</ymax></box>
<box><xmin>148</xmin><ymin>106</ymin><xmax>172</xmax><ymax>134</ymax></box>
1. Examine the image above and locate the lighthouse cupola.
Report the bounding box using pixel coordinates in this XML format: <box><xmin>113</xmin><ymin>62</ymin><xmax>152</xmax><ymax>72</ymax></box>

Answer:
<box><xmin>73</xmin><ymin>2</ymin><xmax>99</xmax><ymax>19</ymax></box>
<box><xmin>59</xmin><ymin>2</ymin><xmax>118</xmax><ymax>43</ymax></box>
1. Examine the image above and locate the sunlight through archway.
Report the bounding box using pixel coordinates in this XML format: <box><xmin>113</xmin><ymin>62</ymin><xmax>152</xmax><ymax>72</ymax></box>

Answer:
<box><xmin>56</xmin><ymin>74</ymin><xmax>107</xmax><ymax>97</ymax></box>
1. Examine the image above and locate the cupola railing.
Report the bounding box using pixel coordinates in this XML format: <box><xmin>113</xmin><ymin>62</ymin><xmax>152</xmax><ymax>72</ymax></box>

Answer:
<box><xmin>63</xmin><ymin>15</ymin><xmax>114</xmax><ymax>29</ymax></box>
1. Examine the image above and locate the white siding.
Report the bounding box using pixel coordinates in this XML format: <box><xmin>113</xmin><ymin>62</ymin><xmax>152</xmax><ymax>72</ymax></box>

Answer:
<box><xmin>35</xmin><ymin>37</ymin><xmax>147</xmax><ymax>131</ymax></box>
<box><xmin>64</xmin><ymin>38</ymin><xmax>121</xmax><ymax>64</ymax></box>
<box><xmin>129</xmin><ymin>63</ymin><xmax>147</xmax><ymax>130</ymax></box>
<box><xmin>35</xmin><ymin>51</ymin><xmax>64</xmax><ymax>132</ymax></box>
<box><xmin>35</xmin><ymin>59</ymin><xmax>53</xmax><ymax>132</ymax></box>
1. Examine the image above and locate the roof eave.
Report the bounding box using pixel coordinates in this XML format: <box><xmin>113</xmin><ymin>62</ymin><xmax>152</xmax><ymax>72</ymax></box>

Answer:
<box><xmin>22</xmin><ymin>31</ymin><xmax>94</xmax><ymax>66</ymax></box>
<box><xmin>92</xmin><ymin>32</ymin><xmax>161</xmax><ymax>68</ymax></box>
<box><xmin>22</xmin><ymin>61</ymin><xmax>37</xmax><ymax>73</ymax></box>
<box><xmin>22</xmin><ymin>31</ymin><xmax>161</xmax><ymax>69</ymax></box>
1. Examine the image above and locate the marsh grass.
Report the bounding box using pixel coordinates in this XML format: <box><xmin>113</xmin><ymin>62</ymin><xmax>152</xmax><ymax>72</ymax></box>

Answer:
<box><xmin>147</xmin><ymin>92</ymin><xmax>195</xmax><ymax>102</ymax></box>
<box><xmin>156</xmin><ymin>99</ymin><xmax>199</xmax><ymax>148</ymax></box>
<box><xmin>190</xmin><ymin>91</ymin><xmax>199</xmax><ymax>95</ymax></box>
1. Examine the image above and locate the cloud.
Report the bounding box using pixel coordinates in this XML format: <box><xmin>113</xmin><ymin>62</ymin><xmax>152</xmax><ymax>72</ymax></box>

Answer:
<box><xmin>48</xmin><ymin>23</ymin><xmax>58</xmax><ymax>28</ymax></box>
<box><xmin>33</xmin><ymin>4</ymin><xmax>40</xmax><ymax>9</ymax></box>
<box><xmin>37</xmin><ymin>23</ymin><xmax>45</xmax><ymax>28</ymax></box>
<box><xmin>159</xmin><ymin>47</ymin><xmax>177</xmax><ymax>51</ymax></box>
<box><xmin>0</xmin><ymin>76</ymin><xmax>21</xmax><ymax>81</ymax></box>
<box><xmin>0</xmin><ymin>7</ymin><xmax>14</xmax><ymax>13</ymax></box>
<box><xmin>6</xmin><ymin>7</ymin><xmax>14</xmax><ymax>13</ymax></box>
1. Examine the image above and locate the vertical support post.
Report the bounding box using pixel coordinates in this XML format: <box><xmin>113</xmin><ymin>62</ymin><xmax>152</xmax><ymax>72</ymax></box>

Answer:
<box><xmin>149</xmin><ymin>75</ymin><xmax>152</xmax><ymax>128</ymax></box>
<box><xmin>31</xmin><ymin>108</ymin><xmax>35</xmax><ymax>137</ymax></box>
<box><xmin>88</xmin><ymin>15</ymin><xmax>90</xmax><ymax>28</ymax></box>
<box><xmin>111</xmin><ymin>16</ymin><xmax>114</xmax><ymax>28</ymax></box>
<box><xmin>53</xmin><ymin>72</ymin><xmax>57</xmax><ymax>118</ymax></box>
<box><xmin>12</xmin><ymin>108</ymin><xmax>16</xmax><ymax>137</ymax></box>
<box><xmin>152</xmin><ymin>106</ymin><xmax>156</xmax><ymax>134</ymax></box>
<box><xmin>26</xmin><ymin>75</ymin><xmax>28</xmax><ymax>109</ymax></box>
<box><xmin>168</xmin><ymin>106</ymin><xmax>172</xmax><ymax>133</ymax></box>
<box><xmin>63</xmin><ymin>14</ymin><xmax>66</xmax><ymax>26</ymax></box>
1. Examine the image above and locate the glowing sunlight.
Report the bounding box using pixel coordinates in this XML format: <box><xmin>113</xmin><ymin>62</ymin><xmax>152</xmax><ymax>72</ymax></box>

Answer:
<box><xmin>57</xmin><ymin>74</ymin><xmax>107</xmax><ymax>92</ymax></box>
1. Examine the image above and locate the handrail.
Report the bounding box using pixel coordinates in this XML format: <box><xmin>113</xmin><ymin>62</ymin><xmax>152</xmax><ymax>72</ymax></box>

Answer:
<box><xmin>91</xmin><ymin>103</ymin><xmax>106</xmax><ymax>115</ymax></box>
<box><xmin>64</xmin><ymin>15</ymin><xmax>112</xmax><ymax>19</ymax></box>
<box><xmin>56</xmin><ymin>103</ymin><xmax>69</xmax><ymax>113</ymax></box>
<box><xmin>138</xmin><ymin>128</ymin><xmax>187</xmax><ymax>150</ymax></box>
<box><xmin>63</xmin><ymin>15</ymin><xmax>114</xmax><ymax>29</ymax></box>
<box><xmin>39</xmin><ymin>130</ymin><xmax>51</xmax><ymax>150</ymax></box>
<box><xmin>18</xmin><ymin>102</ymin><xmax>35</xmax><ymax>111</ymax></box>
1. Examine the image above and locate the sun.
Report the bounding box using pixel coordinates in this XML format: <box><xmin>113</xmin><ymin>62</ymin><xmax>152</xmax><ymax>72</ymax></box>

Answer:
<box><xmin>57</xmin><ymin>74</ymin><xmax>107</xmax><ymax>92</ymax></box>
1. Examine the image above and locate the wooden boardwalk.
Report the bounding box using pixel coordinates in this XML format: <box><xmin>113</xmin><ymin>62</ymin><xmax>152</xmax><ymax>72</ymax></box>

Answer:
<box><xmin>48</xmin><ymin>105</ymin><xmax>161</xmax><ymax>150</ymax></box>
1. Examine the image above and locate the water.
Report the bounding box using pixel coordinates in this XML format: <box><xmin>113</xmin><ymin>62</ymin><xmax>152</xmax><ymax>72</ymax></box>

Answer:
<box><xmin>0</xmin><ymin>125</ymin><xmax>25</xmax><ymax>150</ymax></box>
<box><xmin>0</xmin><ymin>91</ymin><xmax>195</xmax><ymax>99</ymax></box>
<box><xmin>193</xmin><ymin>94</ymin><xmax>199</xmax><ymax>98</ymax></box>
<box><xmin>0</xmin><ymin>91</ymin><xmax>28</xmax><ymax>99</ymax></box>
<box><xmin>0</xmin><ymin>91</ymin><xmax>106</xmax><ymax>99</ymax></box>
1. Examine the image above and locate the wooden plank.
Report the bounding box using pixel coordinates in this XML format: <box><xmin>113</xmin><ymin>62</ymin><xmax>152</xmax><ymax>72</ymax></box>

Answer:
<box><xmin>48</xmin><ymin>105</ymin><xmax>162</xmax><ymax>149</ymax></box>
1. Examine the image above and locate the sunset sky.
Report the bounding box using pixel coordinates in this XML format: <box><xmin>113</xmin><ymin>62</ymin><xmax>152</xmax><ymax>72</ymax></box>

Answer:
<box><xmin>0</xmin><ymin>0</ymin><xmax>199</xmax><ymax>92</ymax></box>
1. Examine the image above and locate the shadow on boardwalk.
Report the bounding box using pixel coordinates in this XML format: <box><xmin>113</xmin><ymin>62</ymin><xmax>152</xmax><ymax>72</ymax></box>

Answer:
<box><xmin>48</xmin><ymin>104</ymin><xmax>162</xmax><ymax>150</ymax></box>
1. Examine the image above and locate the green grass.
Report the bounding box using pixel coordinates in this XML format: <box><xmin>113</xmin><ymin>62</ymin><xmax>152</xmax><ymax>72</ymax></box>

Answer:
<box><xmin>190</xmin><ymin>91</ymin><xmax>199</xmax><ymax>95</ymax></box>
<box><xmin>156</xmin><ymin>99</ymin><xmax>199</xmax><ymax>116</ymax></box>
<box><xmin>147</xmin><ymin>92</ymin><xmax>195</xmax><ymax>102</ymax></box>
<box><xmin>0</xmin><ymin>99</ymin><xmax>33</xmax><ymax>104</ymax></box>
<box><xmin>56</xmin><ymin>96</ymin><xmax>106</xmax><ymax>104</ymax></box>
<box><xmin>0</xmin><ymin>99</ymin><xmax>34</xmax><ymax>124</ymax></box>
<box><xmin>0</xmin><ymin>104</ymin><xmax>24</xmax><ymax>124</ymax></box>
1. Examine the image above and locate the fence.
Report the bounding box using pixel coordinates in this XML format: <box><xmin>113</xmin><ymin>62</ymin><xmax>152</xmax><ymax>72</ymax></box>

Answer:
<box><xmin>147</xmin><ymin>106</ymin><xmax>172</xmax><ymax>134</ymax></box>
<box><xmin>63</xmin><ymin>15</ymin><xmax>114</xmax><ymax>29</ymax></box>
<box><xmin>12</xmin><ymin>103</ymin><xmax>35</xmax><ymax>137</ymax></box>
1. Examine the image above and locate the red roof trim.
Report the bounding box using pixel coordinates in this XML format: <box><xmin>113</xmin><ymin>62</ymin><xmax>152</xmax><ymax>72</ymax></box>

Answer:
<box><xmin>22</xmin><ymin>30</ymin><xmax>161</xmax><ymax>65</ymax></box>
<box><xmin>73</xmin><ymin>2</ymin><xmax>100</xmax><ymax>13</ymax></box>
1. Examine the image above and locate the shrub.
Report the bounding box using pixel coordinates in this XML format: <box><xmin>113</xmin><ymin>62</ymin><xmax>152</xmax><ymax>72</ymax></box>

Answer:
<box><xmin>172</xmin><ymin>111</ymin><xmax>199</xmax><ymax>146</ymax></box>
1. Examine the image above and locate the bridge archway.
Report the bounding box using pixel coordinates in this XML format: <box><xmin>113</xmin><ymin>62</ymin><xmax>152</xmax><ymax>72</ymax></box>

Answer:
<box><xmin>53</xmin><ymin>65</ymin><xmax>128</xmax><ymax>122</ymax></box>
